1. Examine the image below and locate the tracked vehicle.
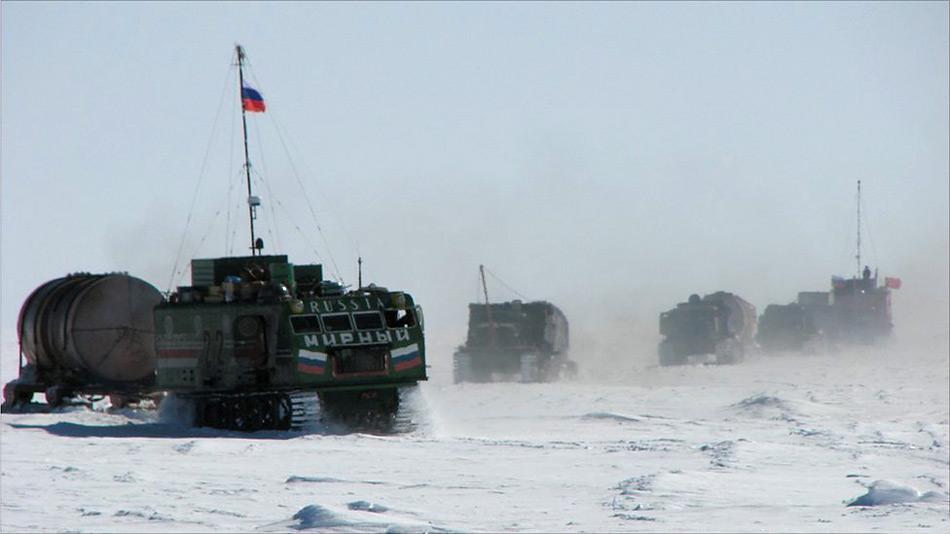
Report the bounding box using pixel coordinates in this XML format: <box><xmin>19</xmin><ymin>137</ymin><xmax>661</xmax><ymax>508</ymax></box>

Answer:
<box><xmin>2</xmin><ymin>45</ymin><xmax>427</xmax><ymax>430</ymax></box>
<box><xmin>758</xmin><ymin>273</ymin><xmax>895</xmax><ymax>352</ymax></box>
<box><xmin>758</xmin><ymin>184</ymin><xmax>899</xmax><ymax>351</ymax></box>
<box><xmin>826</xmin><ymin>181</ymin><xmax>898</xmax><ymax>345</ymax></box>
<box><xmin>757</xmin><ymin>291</ymin><xmax>833</xmax><ymax>353</ymax></box>
<box><xmin>453</xmin><ymin>266</ymin><xmax>574</xmax><ymax>383</ymax></box>
<box><xmin>658</xmin><ymin>291</ymin><xmax>756</xmax><ymax>366</ymax></box>
<box><xmin>829</xmin><ymin>270</ymin><xmax>894</xmax><ymax>345</ymax></box>
<box><xmin>156</xmin><ymin>254</ymin><xmax>425</xmax><ymax>429</ymax></box>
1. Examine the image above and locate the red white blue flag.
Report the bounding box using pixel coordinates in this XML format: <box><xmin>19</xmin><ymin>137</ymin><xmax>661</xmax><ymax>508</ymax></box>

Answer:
<box><xmin>297</xmin><ymin>349</ymin><xmax>327</xmax><ymax>375</ymax></box>
<box><xmin>242</xmin><ymin>81</ymin><xmax>266</xmax><ymax>112</ymax></box>
<box><xmin>391</xmin><ymin>343</ymin><xmax>422</xmax><ymax>372</ymax></box>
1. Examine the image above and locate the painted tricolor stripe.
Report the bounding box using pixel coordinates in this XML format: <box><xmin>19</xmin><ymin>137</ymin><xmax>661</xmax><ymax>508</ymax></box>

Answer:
<box><xmin>391</xmin><ymin>343</ymin><xmax>422</xmax><ymax>372</ymax></box>
<box><xmin>298</xmin><ymin>349</ymin><xmax>327</xmax><ymax>375</ymax></box>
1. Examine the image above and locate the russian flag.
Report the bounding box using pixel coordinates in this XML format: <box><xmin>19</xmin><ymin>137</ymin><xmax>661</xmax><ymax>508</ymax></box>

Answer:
<box><xmin>884</xmin><ymin>277</ymin><xmax>902</xmax><ymax>290</ymax></box>
<box><xmin>391</xmin><ymin>343</ymin><xmax>422</xmax><ymax>372</ymax></box>
<box><xmin>242</xmin><ymin>81</ymin><xmax>266</xmax><ymax>112</ymax></box>
<box><xmin>298</xmin><ymin>349</ymin><xmax>327</xmax><ymax>375</ymax></box>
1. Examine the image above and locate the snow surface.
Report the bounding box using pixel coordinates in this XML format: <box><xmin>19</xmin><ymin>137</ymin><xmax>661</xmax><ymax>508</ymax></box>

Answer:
<box><xmin>2</xmin><ymin>338</ymin><xmax>948</xmax><ymax>532</ymax></box>
<box><xmin>848</xmin><ymin>480</ymin><xmax>948</xmax><ymax>507</ymax></box>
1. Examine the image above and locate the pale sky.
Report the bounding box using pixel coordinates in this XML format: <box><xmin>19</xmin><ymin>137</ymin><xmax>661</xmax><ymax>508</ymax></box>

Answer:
<box><xmin>2</xmin><ymin>2</ymin><xmax>948</xmax><ymax>360</ymax></box>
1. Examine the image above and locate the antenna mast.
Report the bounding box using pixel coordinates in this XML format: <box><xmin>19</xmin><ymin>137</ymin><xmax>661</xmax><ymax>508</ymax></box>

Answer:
<box><xmin>856</xmin><ymin>180</ymin><xmax>861</xmax><ymax>276</ymax></box>
<box><xmin>236</xmin><ymin>44</ymin><xmax>260</xmax><ymax>256</ymax></box>
<box><xmin>479</xmin><ymin>265</ymin><xmax>497</xmax><ymax>347</ymax></box>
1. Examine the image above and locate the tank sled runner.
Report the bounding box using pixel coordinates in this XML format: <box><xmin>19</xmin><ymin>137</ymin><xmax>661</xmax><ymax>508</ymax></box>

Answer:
<box><xmin>3</xmin><ymin>257</ymin><xmax>428</xmax><ymax>431</ymax></box>
<box><xmin>658</xmin><ymin>291</ymin><xmax>757</xmax><ymax>366</ymax></box>
<box><xmin>453</xmin><ymin>300</ymin><xmax>574</xmax><ymax>383</ymax></box>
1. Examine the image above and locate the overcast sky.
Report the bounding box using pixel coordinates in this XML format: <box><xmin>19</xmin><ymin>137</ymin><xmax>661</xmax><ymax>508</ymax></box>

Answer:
<box><xmin>2</xmin><ymin>2</ymin><xmax>947</xmax><ymax>360</ymax></box>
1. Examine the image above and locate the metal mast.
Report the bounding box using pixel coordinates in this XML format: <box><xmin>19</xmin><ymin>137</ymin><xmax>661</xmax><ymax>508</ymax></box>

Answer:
<box><xmin>236</xmin><ymin>44</ymin><xmax>260</xmax><ymax>256</ymax></box>
<box><xmin>479</xmin><ymin>265</ymin><xmax>497</xmax><ymax>347</ymax></box>
<box><xmin>856</xmin><ymin>180</ymin><xmax>861</xmax><ymax>276</ymax></box>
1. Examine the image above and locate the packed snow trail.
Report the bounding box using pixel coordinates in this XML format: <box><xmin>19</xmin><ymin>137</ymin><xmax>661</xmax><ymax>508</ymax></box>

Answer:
<box><xmin>2</xmin><ymin>342</ymin><xmax>948</xmax><ymax>532</ymax></box>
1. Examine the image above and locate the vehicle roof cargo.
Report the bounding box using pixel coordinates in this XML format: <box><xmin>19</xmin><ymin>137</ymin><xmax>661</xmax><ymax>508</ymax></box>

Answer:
<box><xmin>191</xmin><ymin>255</ymin><xmax>288</xmax><ymax>286</ymax></box>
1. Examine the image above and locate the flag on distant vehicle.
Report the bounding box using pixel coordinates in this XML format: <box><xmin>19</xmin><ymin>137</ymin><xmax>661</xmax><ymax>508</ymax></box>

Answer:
<box><xmin>885</xmin><ymin>277</ymin><xmax>902</xmax><ymax>289</ymax></box>
<box><xmin>241</xmin><ymin>81</ymin><xmax>266</xmax><ymax>112</ymax></box>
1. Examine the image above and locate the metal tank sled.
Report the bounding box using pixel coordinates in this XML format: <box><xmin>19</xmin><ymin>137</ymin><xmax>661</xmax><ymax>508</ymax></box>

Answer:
<box><xmin>5</xmin><ymin>273</ymin><xmax>163</xmax><ymax>408</ymax></box>
<box><xmin>2</xmin><ymin>45</ymin><xmax>429</xmax><ymax>431</ymax></box>
<box><xmin>658</xmin><ymin>291</ymin><xmax>757</xmax><ymax>366</ymax></box>
<box><xmin>453</xmin><ymin>266</ymin><xmax>575</xmax><ymax>383</ymax></box>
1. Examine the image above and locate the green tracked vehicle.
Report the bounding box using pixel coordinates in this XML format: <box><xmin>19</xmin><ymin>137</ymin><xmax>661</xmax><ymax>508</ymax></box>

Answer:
<box><xmin>453</xmin><ymin>266</ymin><xmax>575</xmax><ymax>383</ymax></box>
<box><xmin>156</xmin><ymin>254</ymin><xmax>426</xmax><ymax>429</ymax></box>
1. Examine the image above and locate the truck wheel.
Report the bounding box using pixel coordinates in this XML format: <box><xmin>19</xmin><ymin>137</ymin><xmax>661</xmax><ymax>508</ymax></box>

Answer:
<box><xmin>109</xmin><ymin>395</ymin><xmax>128</xmax><ymax>410</ymax></box>
<box><xmin>3</xmin><ymin>382</ymin><xmax>33</xmax><ymax>408</ymax></box>
<box><xmin>151</xmin><ymin>392</ymin><xmax>166</xmax><ymax>409</ymax></box>
<box><xmin>45</xmin><ymin>386</ymin><xmax>67</xmax><ymax>408</ymax></box>
<box><xmin>564</xmin><ymin>360</ymin><xmax>579</xmax><ymax>380</ymax></box>
<box><xmin>802</xmin><ymin>335</ymin><xmax>827</xmax><ymax>355</ymax></box>
<box><xmin>453</xmin><ymin>353</ymin><xmax>471</xmax><ymax>384</ymax></box>
<box><xmin>658</xmin><ymin>343</ymin><xmax>683</xmax><ymax>366</ymax></box>
<box><xmin>520</xmin><ymin>353</ymin><xmax>540</xmax><ymax>383</ymax></box>
<box><xmin>715</xmin><ymin>339</ymin><xmax>743</xmax><ymax>364</ymax></box>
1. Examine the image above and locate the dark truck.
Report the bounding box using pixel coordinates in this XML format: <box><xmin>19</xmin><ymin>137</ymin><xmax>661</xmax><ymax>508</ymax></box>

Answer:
<box><xmin>757</xmin><ymin>291</ymin><xmax>834</xmax><ymax>353</ymax></box>
<box><xmin>829</xmin><ymin>272</ymin><xmax>894</xmax><ymax>345</ymax></box>
<box><xmin>758</xmin><ymin>268</ymin><xmax>896</xmax><ymax>353</ymax></box>
<box><xmin>453</xmin><ymin>300</ymin><xmax>575</xmax><ymax>383</ymax></box>
<box><xmin>658</xmin><ymin>291</ymin><xmax>757</xmax><ymax>366</ymax></box>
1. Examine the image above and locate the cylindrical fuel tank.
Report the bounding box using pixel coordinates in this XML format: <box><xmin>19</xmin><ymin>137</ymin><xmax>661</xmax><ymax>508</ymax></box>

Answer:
<box><xmin>18</xmin><ymin>274</ymin><xmax>163</xmax><ymax>384</ymax></box>
<box><xmin>705</xmin><ymin>291</ymin><xmax>758</xmax><ymax>343</ymax></box>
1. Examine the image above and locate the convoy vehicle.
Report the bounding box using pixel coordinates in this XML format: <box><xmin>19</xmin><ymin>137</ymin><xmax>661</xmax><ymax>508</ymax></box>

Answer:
<box><xmin>453</xmin><ymin>266</ymin><xmax>574</xmax><ymax>383</ymax></box>
<box><xmin>658</xmin><ymin>291</ymin><xmax>757</xmax><ymax>365</ymax></box>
